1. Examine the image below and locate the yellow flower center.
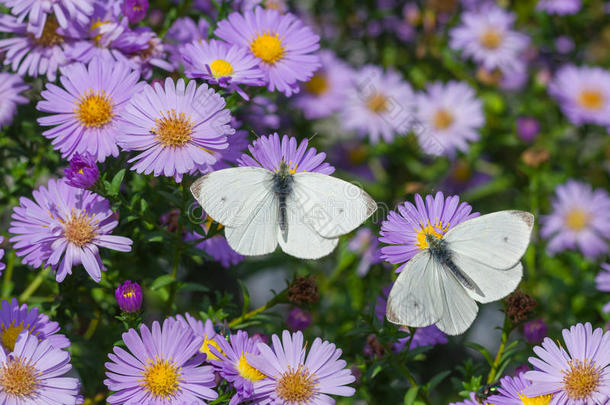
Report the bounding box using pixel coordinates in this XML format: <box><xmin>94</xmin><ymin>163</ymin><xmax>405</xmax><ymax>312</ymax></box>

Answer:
<box><xmin>63</xmin><ymin>211</ymin><xmax>97</xmax><ymax>247</ymax></box>
<box><xmin>90</xmin><ymin>18</ymin><xmax>110</xmax><ymax>44</ymax></box>
<box><xmin>304</xmin><ymin>73</ymin><xmax>329</xmax><ymax>96</ymax></box>
<box><xmin>75</xmin><ymin>89</ymin><xmax>114</xmax><ymax>128</ymax></box>
<box><xmin>209</xmin><ymin>59</ymin><xmax>234</xmax><ymax>78</ymax></box>
<box><xmin>200</xmin><ymin>338</ymin><xmax>223</xmax><ymax>361</ymax></box>
<box><xmin>479</xmin><ymin>28</ymin><xmax>503</xmax><ymax>49</ymax></box>
<box><xmin>433</xmin><ymin>109</ymin><xmax>454</xmax><ymax>130</ymax></box>
<box><xmin>237</xmin><ymin>354</ymin><xmax>265</xmax><ymax>382</ymax></box>
<box><xmin>452</xmin><ymin>161</ymin><xmax>472</xmax><ymax>182</ymax></box>
<box><xmin>415</xmin><ymin>220</ymin><xmax>449</xmax><ymax>250</ymax></box>
<box><xmin>562</xmin><ymin>359</ymin><xmax>601</xmax><ymax>401</ymax></box>
<box><xmin>0</xmin><ymin>322</ymin><xmax>32</xmax><ymax>352</ymax></box>
<box><xmin>276</xmin><ymin>365</ymin><xmax>317</xmax><ymax>403</ymax></box>
<box><xmin>142</xmin><ymin>358</ymin><xmax>181</xmax><ymax>399</ymax></box>
<box><xmin>578</xmin><ymin>90</ymin><xmax>604</xmax><ymax>110</ymax></box>
<box><xmin>0</xmin><ymin>357</ymin><xmax>39</xmax><ymax>398</ymax></box>
<box><xmin>564</xmin><ymin>209</ymin><xmax>589</xmax><ymax>231</ymax></box>
<box><xmin>250</xmin><ymin>32</ymin><xmax>284</xmax><ymax>64</ymax></box>
<box><xmin>33</xmin><ymin>16</ymin><xmax>63</xmax><ymax>47</ymax></box>
<box><xmin>367</xmin><ymin>93</ymin><xmax>388</xmax><ymax>114</ymax></box>
<box><xmin>517</xmin><ymin>392</ymin><xmax>553</xmax><ymax>405</ymax></box>
<box><xmin>152</xmin><ymin>110</ymin><xmax>194</xmax><ymax>148</ymax></box>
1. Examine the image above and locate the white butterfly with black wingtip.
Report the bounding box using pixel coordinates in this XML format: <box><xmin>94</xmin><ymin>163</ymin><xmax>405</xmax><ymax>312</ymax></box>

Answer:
<box><xmin>190</xmin><ymin>161</ymin><xmax>377</xmax><ymax>259</ymax></box>
<box><xmin>386</xmin><ymin>210</ymin><xmax>535</xmax><ymax>335</ymax></box>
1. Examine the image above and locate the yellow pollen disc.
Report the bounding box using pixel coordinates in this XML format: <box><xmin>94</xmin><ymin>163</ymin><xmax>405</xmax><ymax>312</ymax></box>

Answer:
<box><xmin>367</xmin><ymin>93</ymin><xmax>388</xmax><ymax>114</ymax></box>
<box><xmin>276</xmin><ymin>365</ymin><xmax>317</xmax><ymax>403</ymax></box>
<box><xmin>63</xmin><ymin>211</ymin><xmax>97</xmax><ymax>247</ymax></box>
<box><xmin>75</xmin><ymin>89</ymin><xmax>114</xmax><ymax>128</ymax></box>
<box><xmin>578</xmin><ymin>90</ymin><xmax>604</xmax><ymax>110</ymax></box>
<box><xmin>304</xmin><ymin>74</ymin><xmax>329</xmax><ymax>96</ymax></box>
<box><xmin>209</xmin><ymin>59</ymin><xmax>234</xmax><ymax>78</ymax></box>
<box><xmin>564</xmin><ymin>209</ymin><xmax>589</xmax><ymax>231</ymax></box>
<box><xmin>123</xmin><ymin>291</ymin><xmax>135</xmax><ymax>299</ymax></box>
<box><xmin>517</xmin><ymin>392</ymin><xmax>553</xmax><ymax>405</ymax></box>
<box><xmin>0</xmin><ymin>357</ymin><xmax>39</xmax><ymax>397</ymax></box>
<box><xmin>415</xmin><ymin>220</ymin><xmax>449</xmax><ymax>250</ymax></box>
<box><xmin>200</xmin><ymin>338</ymin><xmax>223</xmax><ymax>361</ymax></box>
<box><xmin>142</xmin><ymin>358</ymin><xmax>181</xmax><ymax>399</ymax></box>
<box><xmin>562</xmin><ymin>359</ymin><xmax>601</xmax><ymax>401</ymax></box>
<box><xmin>152</xmin><ymin>110</ymin><xmax>194</xmax><ymax>148</ymax></box>
<box><xmin>433</xmin><ymin>109</ymin><xmax>454</xmax><ymax>130</ymax></box>
<box><xmin>237</xmin><ymin>354</ymin><xmax>265</xmax><ymax>382</ymax></box>
<box><xmin>250</xmin><ymin>32</ymin><xmax>284</xmax><ymax>64</ymax></box>
<box><xmin>90</xmin><ymin>18</ymin><xmax>110</xmax><ymax>44</ymax></box>
<box><xmin>479</xmin><ymin>28</ymin><xmax>503</xmax><ymax>49</ymax></box>
<box><xmin>0</xmin><ymin>322</ymin><xmax>30</xmax><ymax>352</ymax></box>
<box><xmin>33</xmin><ymin>16</ymin><xmax>63</xmax><ymax>47</ymax></box>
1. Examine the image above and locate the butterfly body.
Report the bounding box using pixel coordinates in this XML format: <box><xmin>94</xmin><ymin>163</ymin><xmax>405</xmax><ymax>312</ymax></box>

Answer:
<box><xmin>273</xmin><ymin>162</ymin><xmax>294</xmax><ymax>242</ymax></box>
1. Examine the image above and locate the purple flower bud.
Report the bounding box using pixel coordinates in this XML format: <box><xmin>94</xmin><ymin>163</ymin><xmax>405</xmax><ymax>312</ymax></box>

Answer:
<box><xmin>115</xmin><ymin>280</ymin><xmax>143</xmax><ymax>313</ymax></box>
<box><xmin>286</xmin><ymin>307</ymin><xmax>311</xmax><ymax>331</ymax></box>
<box><xmin>513</xmin><ymin>363</ymin><xmax>530</xmax><ymax>376</ymax></box>
<box><xmin>516</xmin><ymin>116</ymin><xmax>540</xmax><ymax>142</ymax></box>
<box><xmin>64</xmin><ymin>152</ymin><xmax>99</xmax><ymax>189</ymax></box>
<box><xmin>523</xmin><ymin>318</ymin><xmax>547</xmax><ymax>344</ymax></box>
<box><xmin>122</xmin><ymin>0</ymin><xmax>148</xmax><ymax>24</ymax></box>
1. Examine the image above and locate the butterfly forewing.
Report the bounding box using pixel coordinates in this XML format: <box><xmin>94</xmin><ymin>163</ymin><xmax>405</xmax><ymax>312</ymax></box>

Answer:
<box><xmin>435</xmin><ymin>266</ymin><xmax>479</xmax><ymax>336</ymax></box>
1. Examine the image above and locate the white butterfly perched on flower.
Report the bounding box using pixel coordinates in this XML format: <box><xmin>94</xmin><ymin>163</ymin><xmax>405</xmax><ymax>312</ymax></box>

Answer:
<box><xmin>386</xmin><ymin>210</ymin><xmax>534</xmax><ymax>335</ymax></box>
<box><xmin>190</xmin><ymin>161</ymin><xmax>377</xmax><ymax>259</ymax></box>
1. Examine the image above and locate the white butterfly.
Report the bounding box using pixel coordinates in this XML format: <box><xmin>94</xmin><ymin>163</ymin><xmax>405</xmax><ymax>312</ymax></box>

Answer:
<box><xmin>190</xmin><ymin>162</ymin><xmax>377</xmax><ymax>259</ymax></box>
<box><xmin>386</xmin><ymin>210</ymin><xmax>534</xmax><ymax>336</ymax></box>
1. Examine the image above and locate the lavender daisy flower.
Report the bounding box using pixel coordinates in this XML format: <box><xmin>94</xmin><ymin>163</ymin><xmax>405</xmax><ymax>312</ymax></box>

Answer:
<box><xmin>118</xmin><ymin>78</ymin><xmax>234</xmax><ymax>182</ymax></box>
<box><xmin>414</xmin><ymin>81</ymin><xmax>484</xmax><ymax>156</ymax></box>
<box><xmin>63</xmin><ymin>152</ymin><xmax>99</xmax><ymax>189</ymax></box>
<box><xmin>450</xmin><ymin>392</ymin><xmax>478</xmax><ymax>405</ymax></box>
<box><xmin>210</xmin><ymin>330</ymin><xmax>266</xmax><ymax>405</ymax></box>
<box><xmin>115</xmin><ymin>280</ymin><xmax>143</xmax><ymax>313</ymax></box>
<box><xmin>548</xmin><ymin>65</ymin><xmax>610</xmax><ymax>127</ymax></box>
<box><xmin>517</xmin><ymin>116</ymin><xmax>541</xmax><ymax>142</ymax></box>
<box><xmin>292</xmin><ymin>50</ymin><xmax>353</xmax><ymax>119</ymax></box>
<box><xmin>9</xmin><ymin>179</ymin><xmax>133</xmax><ymax>282</ymax></box>
<box><xmin>122</xmin><ymin>0</ymin><xmax>148</xmax><ymax>24</ymax></box>
<box><xmin>37</xmin><ymin>58</ymin><xmax>144</xmax><ymax>162</ymax></box>
<box><xmin>487</xmin><ymin>373</ymin><xmax>552</xmax><ymax>405</ymax></box>
<box><xmin>190</xmin><ymin>128</ymin><xmax>250</xmax><ymax>176</ymax></box>
<box><xmin>185</xmin><ymin>232</ymin><xmax>244</xmax><ymax>269</ymax></box>
<box><xmin>524</xmin><ymin>322</ymin><xmax>610</xmax><ymax>404</ymax></box>
<box><xmin>524</xmin><ymin>319</ymin><xmax>548</xmax><ymax>345</ymax></box>
<box><xmin>239</xmin><ymin>96</ymin><xmax>281</xmax><ymax>133</ymax></box>
<box><xmin>0</xmin><ymin>237</ymin><xmax>4</xmax><ymax>274</ymax></box>
<box><xmin>449</xmin><ymin>5</ymin><xmax>529</xmax><ymax>72</ymax></box>
<box><xmin>0</xmin><ymin>72</ymin><xmax>29</xmax><ymax>127</ymax></box>
<box><xmin>596</xmin><ymin>263</ymin><xmax>610</xmax><ymax>313</ymax></box>
<box><xmin>181</xmin><ymin>39</ymin><xmax>266</xmax><ymax>99</ymax></box>
<box><xmin>104</xmin><ymin>319</ymin><xmax>218</xmax><ymax>404</ymax></box>
<box><xmin>340</xmin><ymin>65</ymin><xmax>415</xmax><ymax>143</ymax></box>
<box><xmin>215</xmin><ymin>7</ymin><xmax>321</xmax><ymax>96</ymax></box>
<box><xmin>249</xmin><ymin>330</ymin><xmax>356</xmax><ymax>404</ymax></box>
<box><xmin>440</xmin><ymin>159</ymin><xmax>491</xmax><ymax>195</ymax></box>
<box><xmin>0</xmin><ymin>298</ymin><xmax>69</xmax><ymax>353</ymax></box>
<box><xmin>0</xmin><ymin>331</ymin><xmax>80</xmax><ymax>404</ymax></box>
<box><xmin>286</xmin><ymin>308</ymin><xmax>311</xmax><ymax>331</ymax></box>
<box><xmin>348</xmin><ymin>228</ymin><xmax>381</xmax><ymax>277</ymax></box>
<box><xmin>114</xmin><ymin>27</ymin><xmax>173</xmax><ymax>79</ymax></box>
<box><xmin>3</xmin><ymin>0</ymin><xmax>93</xmax><ymax>37</ymax></box>
<box><xmin>165</xmin><ymin>17</ymin><xmax>209</xmax><ymax>69</ymax></box>
<box><xmin>238</xmin><ymin>133</ymin><xmax>334</xmax><ymax>174</ymax></box>
<box><xmin>379</xmin><ymin>191</ymin><xmax>479</xmax><ymax>270</ymax></box>
<box><xmin>174</xmin><ymin>313</ymin><xmax>223</xmax><ymax>362</ymax></box>
<box><xmin>540</xmin><ymin>180</ymin><xmax>610</xmax><ymax>258</ymax></box>
<box><xmin>537</xmin><ymin>0</ymin><xmax>582</xmax><ymax>15</ymax></box>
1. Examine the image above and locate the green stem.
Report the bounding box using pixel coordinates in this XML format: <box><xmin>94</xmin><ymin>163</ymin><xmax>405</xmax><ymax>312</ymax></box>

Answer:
<box><xmin>19</xmin><ymin>267</ymin><xmax>50</xmax><ymax>302</ymax></box>
<box><xmin>487</xmin><ymin>313</ymin><xmax>511</xmax><ymax>384</ymax></box>
<box><xmin>228</xmin><ymin>289</ymin><xmax>288</xmax><ymax>328</ymax></box>
<box><xmin>1</xmin><ymin>252</ymin><xmax>15</xmax><ymax>299</ymax></box>
<box><xmin>83</xmin><ymin>310</ymin><xmax>100</xmax><ymax>340</ymax></box>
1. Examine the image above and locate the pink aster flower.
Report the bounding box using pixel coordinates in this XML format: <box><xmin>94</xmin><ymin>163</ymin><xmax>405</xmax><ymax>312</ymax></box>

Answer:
<box><xmin>537</xmin><ymin>0</ymin><xmax>582</xmax><ymax>15</ymax></box>
<box><xmin>118</xmin><ymin>78</ymin><xmax>234</xmax><ymax>182</ymax></box>
<box><xmin>9</xmin><ymin>179</ymin><xmax>133</xmax><ymax>282</ymax></box>
<box><xmin>596</xmin><ymin>263</ymin><xmax>610</xmax><ymax>313</ymax></box>
<box><xmin>540</xmin><ymin>180</ymin><xmax>610</xmax><ymax>258</ymax></box>
<box><xmin>215</xmin><ymin>7</ymin><xmax>321</xmax><ymax>96</ymax></box>
<box><xmin>524</xmin><ymin>322</ymin><xmax>610</xmax><ymax>404</ymax></box>
<box><xmin>37</xmin><ymin>58</ymin><xmax>145</xmax><ymax>162</ymax></box>
<box><xmin>0</xmin><ymin>72</ymin><xmax>29</xmax><ymax>127</ymax></box>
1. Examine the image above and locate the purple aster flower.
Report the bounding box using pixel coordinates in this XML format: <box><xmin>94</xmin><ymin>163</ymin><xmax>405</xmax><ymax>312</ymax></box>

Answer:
<box><xmin>181</xmin><ymin>39</ymin><xmax>266</xmax><ymax>100</ymax></box>
<box><xmin>379</xmin><ymin>191</ymin><xmax>479</xmax><ymax>270</ymax></box>
<box><xmin>122</xmin><ymin>0</ymin><xmax>148</xmax><ymax>24</ymax></box>
<box><xmin>215</xmin><ymin>7</ymin><xmax>321</xmax><ymax>96</ymax></box>
<box><xmin>524</xmin><ymin>322</ymin><xmax>610</xmax><ymax>404</ymax></box>
<box><xmin>115</xmin><ymin>280</ymin><xmax>142</xmax><ymax>313</ymax></box>
<box><xmin>540</xmin><ymin>180</ymin><xmax>610</xmax><ymax>258</ymax></box>
<box><xmin>286</xmin><ymin>307</ymin><xmax>311</xmax><ymax>331</ymax></box>
<box><xmin>104</xmin><ymin>319</ymin><xmax>218</xmax><ymax>404</ymax></box>
<box><xmin>450</xmin><ymin>392</ymin><xmax>478</xmax><ymax>405</ymax></box>
<box><xmin>487</xmin><ymin>372</ymin><xmax>552</xmax><ymax>405</ymax></box>
<box><xmin>113</xmin><ymin>27</ymin><xmax>173</xmax><ymax>80</ymax></box>
<box><xmin>292</xmin><ymin>50</ymin><xmax>353</xmax><ymax>119</ymax></box>
<box><xmin>537</xmin><ymin>0</ymin><xmax>581</xmax><ymax>15</ymax></box>
<box><xmin>189</xmin><ymin>128</ymin><xmax>250</xmax><ymax>176</ymax></box>
<box><xmin>548</xmin><ymin>65</ymin><xmax>610</xmax><ymax>127</ymax></box>
<box><xmin>9</xmin><ymin>179</ymin><xmax>133</xmax><ymax>282</ymax></box>
<box><xmin>596</xmin><ymin>263</ymin><xmax>610</xmax><ymax>313</ymax></box>
<box><xmin>173</xmin><ymin>313</ymin><xmax>223</xmax><ymax>362</ymax></box>
<box><xmin>165</xmin><ymin>17</ymin><xmax>209</xmax><ymax>69</ymax></box>
<box><xmin>340</xmin><ymin>65</ymin><xmax>415</xmax><ymax>143</ymax></box>
<box><xmin>348</xmin><ymin>228</ymin><xmax>382</xmax><ymax>277</ymax></box>
<box><xmin>63</xmin><ymin>152</ymin><xmax>99</xmax><ymax>189</ymax></box>
<box><xmin>414</xmin><ymin>81</ymin><xmax>484</xmax><ymax>156</ymax></box>
<box><xmin>3</xmin><ymin>0</ymin><xmax>93</xmax><ymax>37</ymax></box>
<box><xmin>37</xmin><ymin>58</ymin><xmax>144</xmax><ymax>163</ymax></box>
<box><xmin>185</xmin><ymin>232</ymin><xmax>244</xmax><ymax>269</ymax></box>
<box><xmin>0</xmin><ymin>237</ymin><xmax>4</xmax><ymax>274</ymax></box>
<box><xmin>449</xmin><ymin>5</ymin><xmax>529</xmax><ymax>72</ymax></box>
<box><xmin>248</xmin><ymin>330</ymin><xmax>356</xmax><ymax>404</ymax></box>
<box><xmin>524</xmin><ymin>319</ymin><xmax>548</xmax><ymax>345</ymax></box>
<box><xmin>440</xmin><ymin>159</ymin><xmax>491</xmax><ymax>195</ymax></box>
<box><xmin>0</xmin><ymin>72</ymin><xmax>29</xmax><ymax>127</ymax></box>
<box><xmin>0</xmin><ymin>331</ymin><xmax>81</xmax><ymax>404</ymax></box>
<box><xmin>517</xmin><ymin>116</ymin><xmax>541</xmax><ymax>142</ymax></box>
<box><xmin>118</xmin><ymin>78</ymin><xmax>234</xmax><ymax>182</ymax></box>
<box><xmin>239</xmin><ymin>96</ymin><xmax>282</xmax><ymax>134</ymax></box>
<box><xmin>210</xmin><ymin>330</ymin><xmax>265</xmax><ymax>405</ymax></box>
<box><xmin>238</xmin><ymin>133</ymin><xmax>335</xmax><ymax>174</ymax></box>
<box><xmin>0</xmin><ymin>298</ymin><xmax>69</xmax><ymax>353</ymax></box>
<box><xmin>556</xmin><ymin>36</ymin><xmax>575</xmax><ymax>54</ymax></box>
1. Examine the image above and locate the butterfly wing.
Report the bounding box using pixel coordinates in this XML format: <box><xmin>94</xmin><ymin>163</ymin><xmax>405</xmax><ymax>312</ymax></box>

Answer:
<box><xmin>435</xmin><ymin>266</ymin><xmax>479</xmax><ymax>336</ymax></box>
<box><xmin>291</xmin><ymin>172</ymin><xmax>377</xmax><ymax>239</ymax></box>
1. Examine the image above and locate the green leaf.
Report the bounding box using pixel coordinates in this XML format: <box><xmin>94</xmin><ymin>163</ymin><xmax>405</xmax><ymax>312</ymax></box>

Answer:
<box><xmin>150</xmin><ymin>275</ymin><xmax>175</xmax><ymax>290</ymax></box>
<box><xmin>425</xmin><ymin>370</ymin><xmax>451</xmax><ymax>392</ymax></box>
<box><xmin>238</xmin><ymin>280</ymin><xmax>250</xmax><ymax>317</ymax></box>
<box><xmin>403</xmin><ymin>386</ymin><xmax>419</xmax><ymax>405</ymax></box>
<box><xmin>107</xmin><ymin>169</ymin><xmax>126</xmax><ymax>196</ymax></box>
<box><xmin>465</xmin><ymin>342</ymin><xmax>494</xmax><ymax>365</ymax></box>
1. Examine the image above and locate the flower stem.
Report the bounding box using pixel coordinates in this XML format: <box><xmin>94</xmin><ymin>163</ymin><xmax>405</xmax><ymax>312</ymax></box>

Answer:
<box><xmin>18</xmin><ymin>267</ymin><xmax>50</xmax><ymax>302</ymax></box>
<box><xmin>487</xmin><ymin>313</ymin><xmax>511</xmax><ymax>384</ymax></box>
<box><xmin>1</xmin><ymin>252</ymin><xmax>15</xmax><ymax>299</ymax></box>
<box><xmin>228</xmin><ymin>289</ymin><xmax>288</xmax><ymax>329</ymax></box>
